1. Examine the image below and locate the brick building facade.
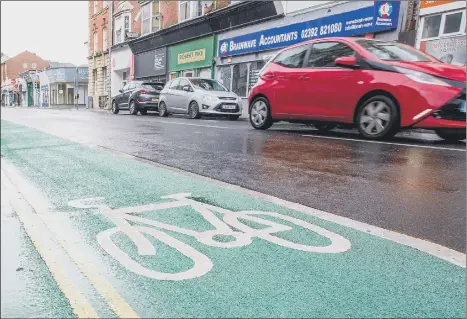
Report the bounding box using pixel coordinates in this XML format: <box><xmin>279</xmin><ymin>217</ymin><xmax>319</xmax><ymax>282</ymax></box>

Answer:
<box><xmin>1</xmin><ymin>51</ymin><xmax>48</xmax><ymax>87</ymax></box>
<box><xmin>88</xmin><ymin>0</ymin><xmax>111</xmax><ymax>108</ymax></box>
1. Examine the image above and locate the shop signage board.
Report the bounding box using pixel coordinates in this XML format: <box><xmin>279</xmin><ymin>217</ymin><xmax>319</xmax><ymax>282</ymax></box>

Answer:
<box><xmin>420</xmin><ymin>0</ymin><xmax>455</xmax><ymax>9</ymax></box>
<box><xmin>169</xmin><ymin>36</ymin><xmax>214</xmax><ymax>72</ymax></box>
<box><xmin>134</xmin><ymin>47</ymin><xmax>167</xmax><ymax>78</ymax></box>
<box><xmin>421</xmin><ymin>36</ymin><xmax>466</xmax><ymax>66</ymax></box>
<box><xmin>178</xmin><ymin>49</ymin><xmax>206</xmax><ymax>65</ymax></box>
<box><xmin>47</xmin><ymin>68</ymin><xmax>89</xmax><ymax>83</ymax></box>
<box><xmin>218</xmin><ymin>1</ymin><xmax>400</xmax><ymax>57</ymax></box>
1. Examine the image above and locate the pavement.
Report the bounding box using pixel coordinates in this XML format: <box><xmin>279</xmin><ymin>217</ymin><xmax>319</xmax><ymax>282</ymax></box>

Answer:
<box><xmin>1</xmin><ymin>107</ymin><xmax>466</xmax><ymax>318</ymax></box>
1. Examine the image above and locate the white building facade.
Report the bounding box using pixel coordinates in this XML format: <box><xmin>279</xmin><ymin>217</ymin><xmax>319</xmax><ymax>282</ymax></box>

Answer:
<box><xmin>416</xmin><ymin>0</ymin><xmax>466</xmax><ymax>66</ymax></box>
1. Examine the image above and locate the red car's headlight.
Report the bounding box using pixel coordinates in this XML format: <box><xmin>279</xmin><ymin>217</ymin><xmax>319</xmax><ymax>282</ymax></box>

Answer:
<box><xmin>393</xmin><ymin>66</ymin><xmax>452</xmax><ymax>87</ymax></box>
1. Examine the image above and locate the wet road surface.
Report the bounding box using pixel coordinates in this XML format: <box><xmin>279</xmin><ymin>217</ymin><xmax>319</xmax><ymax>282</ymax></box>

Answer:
<box><xmin>2</xmin><ymin>107</ymin><xmax>464</xmax><ymax>252</ymax></box>
<box><xmin>1</xmin><ymin>107</ymin><xmax>465</xmax><ymax>318</ymax></box>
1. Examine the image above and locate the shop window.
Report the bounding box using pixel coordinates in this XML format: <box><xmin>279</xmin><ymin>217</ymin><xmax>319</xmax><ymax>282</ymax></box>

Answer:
<box><xmin>141</xmin><ymin>1</ymin><xmax>160</xmax><ymax>35</ymax></box>
<box><xmin>248</xmin><ymin>61</ymin><xmax>265</xmax><ymax>92</ymax></box>
<box><xmin>274</xmin><ymin>45</ymin><xmax>308</xmax><ymax>68</ymax></box>
<box><xmin>308</xmin><ymin>42</ymin><xmax>355</xmax><ymax>68</ymax></box>
<box><xmin>219</xmin><ymin>66</ymin><xmax>232</xmax><ymax>91</ymax></box>
<box><xmin>232</xmin><ymin>64</ymin><xmax>248</xmax><ymax>97</ymax></box>
<box><xmin>103</xmin><ymin>28</ymin><xmax>108</xmax><ymax>51</ymax></box>
<box><xmin>443</xmin><ymin>12</ymin><xmax>462</xmax><ymax>34</ymax></box>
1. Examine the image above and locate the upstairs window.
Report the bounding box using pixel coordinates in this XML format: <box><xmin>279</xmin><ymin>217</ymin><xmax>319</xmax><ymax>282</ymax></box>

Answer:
<box><xmin>179</xmin><ymin>0</ymin><xmax>202</xmax><ymax>23</ymax></box>
<box><xmin>94</xmin><ymin>0</ymin><xmax>98</xmax><ymax>14</ymax></box>
<box><xmin>93</xmin><ymin>32</ymin><xmax>98</xmax><ymax>53</ymax></box>
<box><xmin>141</xmin><ymin>1</ymin><xmax>160</xmax><ymax>35</ymax></box>
<box><xmin>103</xmin><ymin>28</ymin><xmax>108</xmax><ymax>51</ymax></box>
<box><xmin>421</xmin><ymin>10</ymin><xmax>466</xmax><ymax>40</ymax></box>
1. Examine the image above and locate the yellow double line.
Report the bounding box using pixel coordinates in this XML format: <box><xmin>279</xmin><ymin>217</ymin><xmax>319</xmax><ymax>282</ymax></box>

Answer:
<box><xmin>2</xmin><ymin>160</ymin><xmax>139</xmax><ymax>318</ymax></box>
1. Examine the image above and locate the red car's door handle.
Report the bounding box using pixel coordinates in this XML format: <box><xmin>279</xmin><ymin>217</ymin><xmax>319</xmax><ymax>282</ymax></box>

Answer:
<box><xmin>298</xmin><ymin>76</ymin><xmax>310</xmax><ymax>80</ymax></box>
<box><xmin>262</xmin><ymin>73</ymin><xmax>275</xmax><ymax>79</ymax></box>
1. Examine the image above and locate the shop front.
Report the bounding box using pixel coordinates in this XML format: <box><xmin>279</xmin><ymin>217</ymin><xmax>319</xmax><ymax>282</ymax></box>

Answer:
<box><xmin>134</xmin><ymin>46</ymin><xmax>167</xmax><ymax>84</ymax></box>
<box><xmin>217</xmin><ymin>1</ymin><xmax>403</xmax><ymax>97</ymax></box>
<box><xmin>111</xmin><ymin>45</ymin><xmax>134</xmax><ymax>97</ymax></box>
<box><xmin>38</xmin><ymin>71</ymin><xmax>50</xmax><ymax>107</ymax></box>
<box><xmin>416</xmin><ymin>0</ymin><xmax>466</xmax><ymax>66</ymax></box>
<box><xmin>18</xmin><ymin>78</ymin><xmax>27</xmax><ymax>107</ymax></box>
<box><xmin>168</xmin><ymin>36</ymin><xmax>215</xmax><ymax>80</ymax></box>
<box><xmin>47</xmin><ymin>67</ymin><xmax>88</xmax><ymax>106</ymax></box>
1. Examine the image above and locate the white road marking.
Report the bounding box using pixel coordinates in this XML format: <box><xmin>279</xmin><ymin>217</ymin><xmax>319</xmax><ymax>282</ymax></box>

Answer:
<box><xmin>1</xmin><ymin>159</ymin><xmax>140</xmax><ymax>319</ymax></box>
<box><xmin>103</xmin><ymin>148</ymin><xmax>466</xmax><ymax>268</ymax></box>
<box><xmin>302</xmin><ymin>134</ymin><xmax>466</xmax><ymax>152</ymax></box>
<box><xmin>1</xmin><ymin>170</ymin><xmax>99</xmax><ymax>318</ymax></box>
<box><xmin>151</xmin><ymin>120</ymin><xmax>230</xmax><ymax>129</ymax></box>
<box><xmin>68</xmin><ymin>193</ymin><xmax>350</xmax><ymax>281</ymax></box>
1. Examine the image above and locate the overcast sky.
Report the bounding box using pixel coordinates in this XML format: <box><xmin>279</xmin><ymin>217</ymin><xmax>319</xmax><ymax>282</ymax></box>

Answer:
<box><xmin>1</xmin><ymin>1</ymin><xmax>88</xmax><ymax>65</ymax></box>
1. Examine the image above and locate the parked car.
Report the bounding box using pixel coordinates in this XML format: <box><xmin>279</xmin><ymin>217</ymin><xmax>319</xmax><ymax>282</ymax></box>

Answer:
<box><xmin>158</xmin><ymin>77</ymin><xmax>242</xmax><ymax>120</ymax></box>
<box><xmin>111</xmin><ymin>81</ymin><xmax>165</xmax><ymax>115</ymax></box>
<box><xmin>248</xmin><ymin>37</ymin><xmax>466</xmax><ymax>141</ymax></box>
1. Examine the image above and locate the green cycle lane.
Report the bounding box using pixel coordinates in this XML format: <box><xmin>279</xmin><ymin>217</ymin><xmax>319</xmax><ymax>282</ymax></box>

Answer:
<box><xmin>1</xmin><ymin>119</ymin><xmax>465</xmax><ymax>318</ymax></box>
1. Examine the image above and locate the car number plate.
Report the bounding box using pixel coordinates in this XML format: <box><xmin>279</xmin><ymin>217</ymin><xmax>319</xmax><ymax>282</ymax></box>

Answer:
<box><xmin>222</xmin><ymin>104</ymin><xmax>236</xmax><ymax>110</ymax></box>
<box><xmin>152</xmin><ymin>98</ymin><xmax>159</xmax><ymax>102</ymax></box>
<box><xmin>460</xmin><ymin>101</ymin><xmax>466</xmax><ymax>113</ymax></box>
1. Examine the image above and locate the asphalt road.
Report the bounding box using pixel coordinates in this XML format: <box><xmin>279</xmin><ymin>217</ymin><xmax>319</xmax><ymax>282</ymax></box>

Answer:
<box><xmin>1</xmin><ymin>107</ymin><xmax>465</xmax><ymax>252</ymax></box>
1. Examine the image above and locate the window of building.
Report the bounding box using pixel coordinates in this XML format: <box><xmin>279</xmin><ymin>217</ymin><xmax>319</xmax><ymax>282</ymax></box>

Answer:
<box><xmin>179</xmin><ymin>0</ymin><xmax>202</xmax><ymax>23</ymax></box>
<box><xmin>116</xmin><ymin>29</ymin><xmax>122</xmax><ymax>44</ymax></box>
<box><xmin>93</xmin><ymin>69</ymin><xmax>98</xmax><ymax>94</ymax></box>
<box><xmin>94</xmin><ymin>0</ymin><xmax>98</xmax><ymax>14</ymax></box>
<box><xmin>308</xmin><ymin>42</ymin><xmax>355</xmax><ymax>68</ymax></box>
<box><xmin>103</xmin><ymin>28</ymin><xmax>108</xmax><ymax>51</ymax></box>
<box><xmin>93</xmin><ymin>32</ymin><xmax>98</xmax><ymax>53</ymax></box>
<box><xmin>443</xmin><ymin>11</ymin><xmax>463</xmax><ymax>34</ymax></box>
<box><xmin>124</xmin><ymin>15</ymin><xmax>130</xmax><ymax>34</ymax></box>
<box><xmin>422</xmin><ymin>14</ymin><xmax>442</xmax><ymax>38</ymax></box>
<box><xmin>421</xmin><ymin>10</ymin><xmax>466</xmax><ymax>40</ymax></box>
<box><xmin>32</xmin><ymin>63</ymin><xmax>37</xmax><ymax>69</ymax></box>
<box><xmin>232</xmin><ymin>63</ymin><xmax>248</xmax><ymax>97</ymax></box>
<box><xmin>103</xmin><ymin>67</ymin><xmax>108</xmax><ymax>93</ymax></box>
<box><xmin>23</xmin><ymin>63</ymin><xmax>28</xmax><ymax>69</ymax></box>
<box><xmin>273</xmin><ymin>45</ymin><xmax>308</xmax><ymax>68</ymax></box>
<box><xmin>141</xmin><ymin>1</ymin><xmax>160</xmax><ymax>35</ymax></box>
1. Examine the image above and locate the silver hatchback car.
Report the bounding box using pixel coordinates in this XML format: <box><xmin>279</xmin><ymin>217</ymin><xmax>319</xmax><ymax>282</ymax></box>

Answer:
<box><xmin>158</xmin><ymin>77</ymin><xmax>242</xmax><ymax>120</ymax></box>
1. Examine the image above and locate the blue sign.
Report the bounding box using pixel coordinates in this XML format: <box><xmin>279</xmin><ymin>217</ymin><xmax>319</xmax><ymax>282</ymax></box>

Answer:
<box><xmin>218</xmin><ymin>1</ymin><xmax>400</xmax><ymax>57</ymax></box>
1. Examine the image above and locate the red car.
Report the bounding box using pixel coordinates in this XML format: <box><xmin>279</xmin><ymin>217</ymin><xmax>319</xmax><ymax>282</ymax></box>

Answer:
<box><xmin>248</xmin><ymin>37</ymin><xmax>466</xmax><ymax>141</ymax></box>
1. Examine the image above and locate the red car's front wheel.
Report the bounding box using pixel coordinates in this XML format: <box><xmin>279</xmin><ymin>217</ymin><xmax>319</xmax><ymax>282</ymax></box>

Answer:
<box><xmin>356</xmin><ymin>95</ymin><xmax>399</xmax><ymax>140</ymax></box>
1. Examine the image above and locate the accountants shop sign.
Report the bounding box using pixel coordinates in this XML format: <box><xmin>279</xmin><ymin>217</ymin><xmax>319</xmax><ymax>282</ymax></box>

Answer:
<box><xmin>218</xmin><ymin>1</ymin><xmax>400</xmax><ymax>57</ymax></box>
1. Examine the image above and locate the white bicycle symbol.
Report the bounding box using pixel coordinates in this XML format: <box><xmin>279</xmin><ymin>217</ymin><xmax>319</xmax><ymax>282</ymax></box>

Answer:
<box><xmin>68</xmin><ymin>193</ymin><xmax>351</xmax><ymax>281</ymax></box>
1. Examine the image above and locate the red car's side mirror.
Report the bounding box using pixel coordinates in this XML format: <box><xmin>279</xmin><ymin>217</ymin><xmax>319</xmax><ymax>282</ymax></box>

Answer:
<box><xmin>335</xmin><ymin>56</ymin><xmax>358</xmax><ymax>67</ymax></box>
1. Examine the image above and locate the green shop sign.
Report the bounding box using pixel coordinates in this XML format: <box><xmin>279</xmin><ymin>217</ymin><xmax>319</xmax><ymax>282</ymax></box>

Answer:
<box><xmin>169</xmin><ymin>36</ymin><xmax>215</xmax><ymax>72</ymax></box>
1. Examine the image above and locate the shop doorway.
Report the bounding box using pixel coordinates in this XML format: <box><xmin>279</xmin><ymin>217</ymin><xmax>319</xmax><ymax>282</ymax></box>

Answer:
<box><xmin>67</xmin><ymin>88</ymin><xmax>74</xmax><ymax>104</ymax></box>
